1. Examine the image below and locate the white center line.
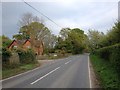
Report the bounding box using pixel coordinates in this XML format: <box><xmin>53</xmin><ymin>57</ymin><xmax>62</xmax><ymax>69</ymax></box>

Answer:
<box><xmin>30</xmin><ymin>67</ymin><xmax>60</xmax><ymax>85</ymax></box>
<box><xmin>65</xmin><ymin>60</ymin><xmax>71</xmax><ymax>64</ymax></box>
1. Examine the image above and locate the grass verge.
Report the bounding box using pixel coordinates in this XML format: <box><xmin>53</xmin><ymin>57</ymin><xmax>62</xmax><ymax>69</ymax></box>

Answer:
<box><xmin>90</xmin><ymin>54</ymin><xmax>120</xmax><ymax>89</ymax></box>
<box><xmin>2</xmin><ymin>63</ymin><xmax>41</xmax><ymax>79</ymax></box>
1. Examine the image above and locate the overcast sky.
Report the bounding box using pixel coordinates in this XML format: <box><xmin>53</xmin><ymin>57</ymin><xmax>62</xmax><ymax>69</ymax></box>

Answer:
<box><xmin>1</xmin><ymin>0</ymin><xmax>119</xmax><ymax>39</ymax></box>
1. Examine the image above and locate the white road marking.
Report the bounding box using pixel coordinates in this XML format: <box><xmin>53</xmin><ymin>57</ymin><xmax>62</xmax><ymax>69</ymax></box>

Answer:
<box><xmin>88</xmin><ymin>56</ymin><xmax>92</xmax><ymax>88</ymax></box>
<box><xmin>1</xmin><ymin>60</ymin><xmax>57</xmax><ymax>82</ymax></box>
<box><xmin>30</xmin><ymin>67</ymin><xmax>60</xmax><ymax>85</ymax></box>
<box><xmin>1</xmin><ymin>65</ymin><xmax>42</xmax><ymax>82</ymax></box>
<box><xmin>1</xmin><ymin>58</ymin><xmax>67</xmax><ymax>82</ymax></box>
<box><xmin>65</xmin><ymin>60</ymin><xmax>71</xmax><ymax>65</ymax></box>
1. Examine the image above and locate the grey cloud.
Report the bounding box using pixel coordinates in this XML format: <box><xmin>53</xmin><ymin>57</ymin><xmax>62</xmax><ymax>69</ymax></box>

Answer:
<box><xmin>2</xmin><ymin>1</ymin><xmax>118</xmax><ymax>38</ymax></box>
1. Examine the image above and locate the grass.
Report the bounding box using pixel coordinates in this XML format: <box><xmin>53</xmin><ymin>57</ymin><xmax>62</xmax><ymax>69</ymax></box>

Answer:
<box><xmin>2</xmin><ymin>63</ymin><xmax>41</xmax><ymax>79</ymax></box>
<box><xmin>2</xmin><ymin>54</ymin><xmax>71</xmax><ymax>80</ymax></box>
<box><xmin>90</xmin><ymin>54</ymin><xmax>120</xmax><ymax>89</ymax></box>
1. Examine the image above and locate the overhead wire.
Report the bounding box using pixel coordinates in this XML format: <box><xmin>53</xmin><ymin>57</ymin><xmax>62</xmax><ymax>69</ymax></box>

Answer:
<box><xmin>22</xmin><ymin>0</ymin><xmax>63</xmax><ymax>29</ymax></box>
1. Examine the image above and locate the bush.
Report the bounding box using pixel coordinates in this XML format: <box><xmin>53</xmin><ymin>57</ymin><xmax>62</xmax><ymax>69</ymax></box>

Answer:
<box><xmin>95</xmin><ymin>47</ymin><xmax>111</xmax><ymax>60</ymax></box>
<box><xmin>17</xmin><ymin>49</ymin><xmax>36</xmax><ymax>64</ymax></box>
<box><xmin>2</xmin><ymin>48</ymin><xmax>17</xmax><ymax>69</ymax></box>
<box><xmin>72</xmin><ymin>46</ymin><xmax>84</xmax><ymax>54</ymax></box>
<box><xmin>95</xmin><ymin>43</ymin><xmax>120</xmax><ymax>75</ymax></box>
<box><xmin>2</xmin><ymin>48</ymin><xmax>12</xmax><ymax>64</ymax></box>
<box><xmin>109</xmin><ymin>44</ymin><xmax>120</xmax><ymax>75</ymax></box>
<box><xmin>90</xmin><ymin>55</ymin><xmax>120</xmax><ymax>89</ymax></box>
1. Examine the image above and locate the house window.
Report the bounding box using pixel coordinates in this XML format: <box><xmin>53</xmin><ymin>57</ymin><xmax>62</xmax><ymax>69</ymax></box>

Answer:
<box><xmin>27</xmin><ymin>46</ymin><xmax>30</xmax><ymax>48</ymax></box>
<box><xmin>14</xmin><ymin>46</ymin><xmax>17</xmax><ymax>48</ymax></box>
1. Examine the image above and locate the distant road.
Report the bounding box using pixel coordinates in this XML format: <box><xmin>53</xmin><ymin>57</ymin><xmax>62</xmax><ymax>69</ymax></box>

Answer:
<box><xmin>2</xmin><ymin>54</ymin><xmax>91</xmax><ymax>88</ymax></box>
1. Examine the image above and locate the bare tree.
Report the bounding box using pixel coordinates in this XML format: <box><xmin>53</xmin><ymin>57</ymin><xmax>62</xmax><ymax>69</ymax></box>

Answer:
<box><xmin>19</xmin><ymin>13</ymin><xmax>34</xmax><ymax>26</ymax></box>
<box><xmin>14</xmin><ymin>12</ymin><xmax>57</xmax><ymax>54</ymax></box>
<box><xmin>18</xmin><ymin>12</ymin><xmax>45</xmax><ymax>27</ymax></box>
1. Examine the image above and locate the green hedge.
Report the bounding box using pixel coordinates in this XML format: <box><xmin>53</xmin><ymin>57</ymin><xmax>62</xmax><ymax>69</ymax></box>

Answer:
<box><xmin>2</xmin><ymin>48</ymin><xmax>36</xmax><ymax>69</ymax></box>
<box><xmin>2</xmin><ymin>48</ymin><xmax>12</xmax><ymax>64</ymax></box>
<box><xmin>95</xmin><ymin>47</ymin><xmax>111</xmax><ymax>60</ymax></box>
<box><xmin>95</xmin><ymin>43</ymin><xmax>120</xmax><ymax>75</ymax></box>
<box><xmin>2</xmin><ymin>48</ymin><xmax>17</xmax><ymax>69</ymax></box>
<box><xmin>90</xmin><ymin>55</ymin><xmax>120</xmax><ymax>89</ymax></box>
<box><xmin>17</xmin><ymin>49</ymin><xmax>36</xmax><ymax>64</ymax></box>
<box><xmin>110</xmin><ymin>45</ymin><xmax>120</xmax><ymax>74</ymax></box>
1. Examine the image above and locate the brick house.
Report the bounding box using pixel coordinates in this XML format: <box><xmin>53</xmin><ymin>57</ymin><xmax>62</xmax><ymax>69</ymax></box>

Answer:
<box><xmin>8</xmin><ymin>39</ymin><xmax>43</xmax><ymax>55</ymax></box>
<box><xmin>23</xmin><ymin>39</ymin><xmax>31</xmax><ymax>50</ymax></box>
<box><xmin>8</xmin><ymin>40</ymin><xmax>20</xmax><ymax>49</ymax></box>
<box><xmin>34</xmin><ymin>40</ymin><xmax>44</xmax><ymax>55</ymax></box>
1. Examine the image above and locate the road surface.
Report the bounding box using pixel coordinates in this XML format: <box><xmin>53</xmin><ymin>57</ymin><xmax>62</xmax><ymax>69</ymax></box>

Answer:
<box><xmin>2</xmin><ymin>54</ymin><xmax>91</xmax><ymax>88</ymax></box>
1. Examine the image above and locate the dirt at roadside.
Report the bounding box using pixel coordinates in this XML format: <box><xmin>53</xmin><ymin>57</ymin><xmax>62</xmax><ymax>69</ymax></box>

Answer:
<box><xmin>89</xmin><ymin>60</ymin><xmax>101</xmax><ymax>88</ymax></box>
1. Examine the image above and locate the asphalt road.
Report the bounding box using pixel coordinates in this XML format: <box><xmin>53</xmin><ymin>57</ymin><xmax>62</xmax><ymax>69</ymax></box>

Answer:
<box><xmin>2</xmin><ymin>54</ymin><xmax>91</xmax><ymax>88</ymax></box>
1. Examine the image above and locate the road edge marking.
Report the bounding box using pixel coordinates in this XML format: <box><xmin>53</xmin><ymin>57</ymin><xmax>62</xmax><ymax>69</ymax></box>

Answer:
<box><xmin>1</xmin><ymin>66</ymin><xmax>42</xmax><ymax>82</ymax></box>
<box><xmin>1</xmin><ymin>62</ymin><xmax>55</xmax><ymax>82</ymax></box>
<box><xmin>30</xmin><ymin>67</ymin><xmax>60</xmax><ymax>85</ymax></box>
<box><xmin>88</xmin><ymin>55</ymin><xmax>92</xmax><ymax>88</ymax></box>
<box><xmin>1</xmin><ymin>57</ymin><xmax>68</xmax><ymax>82</ymax></box>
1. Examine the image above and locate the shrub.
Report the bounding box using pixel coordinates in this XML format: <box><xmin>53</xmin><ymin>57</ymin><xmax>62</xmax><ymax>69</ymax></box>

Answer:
<box><xmin>95</xmin><ymin>43</ymin><xmax>120</xmax><ymax>75</ymax></box>
<box><xmin>2</xmin><ymin>48</ymin><xmax>15</xmax><ymax>69</ymax></box>
<box><xmin>72</xmin><ymin>46</ymin><xmax>84</xmax><ymax>54</ymax></box>
<box><xmin>109</xmin><ymin>44</ymin><xmax>120</xmax><ymax>75</ymax></box>
<box><xmin>2</xmin><ymin>48</ymin><xmax>12</xmax><ymax>64</ymax></box>
<box><xmin>95</xmin><ymin>47</ymin><xmax>111</xmax><ymax>60</ymax></box>
<box><xmin>17</xmin><ymin>49</ymin><xmax>36</xmax><ymax>64</ymax></box>
<box><xmin>90</xmin><ymin>55</ymin><xmax>120</xmax><ymax>89</ymax></box>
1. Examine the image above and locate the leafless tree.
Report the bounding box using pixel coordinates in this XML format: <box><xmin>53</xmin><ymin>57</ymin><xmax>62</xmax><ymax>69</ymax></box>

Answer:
<box><xmin>14</xmin><ymin>12</ymin><xmax>57</xmax><ymax>54</ymax></box>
